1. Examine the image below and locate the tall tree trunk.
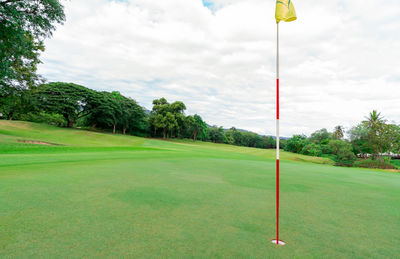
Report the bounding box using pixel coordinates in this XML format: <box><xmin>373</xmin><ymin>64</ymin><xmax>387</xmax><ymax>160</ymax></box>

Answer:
<box><xmin>123</xmin><ymin>126</ymin><xmax>126</xmax><ymax>135</ymax></box>
<box><xmin>113</xmin><ymin>124</ymin><xmax>116</xmax><ymax>134</ymax></box>
<box><xmin>163</xmin><ymin>129</ymin><xmax>166</xmax><ymax>139</ymax></box>
<box><xmin>68</xmin><ymin>120</ymin><xmax>74</xmax><ymax>128</ymax></box>
<box><xmin>7</xmin><ymin>111</ymin><xmax>13</xmax><ymax>120</ymax></box>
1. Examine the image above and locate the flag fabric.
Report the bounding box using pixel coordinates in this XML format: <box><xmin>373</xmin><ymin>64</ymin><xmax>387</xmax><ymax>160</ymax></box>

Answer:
<box><xmin>275</xmin><ymin>0</ymin><xmax>297</xmax><ymax>23</ymax></box>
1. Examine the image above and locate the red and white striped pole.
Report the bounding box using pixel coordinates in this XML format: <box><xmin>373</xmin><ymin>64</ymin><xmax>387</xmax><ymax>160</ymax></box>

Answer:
<box><xmin>275</xmin><ymin>22</ymin><xmax>282</xmax><ymax>246</ymax></box>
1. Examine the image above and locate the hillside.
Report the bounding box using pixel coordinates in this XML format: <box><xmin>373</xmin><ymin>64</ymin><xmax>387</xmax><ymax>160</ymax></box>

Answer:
<box><xmin>0</xmin><ymin>120</ymin><xmax>330</xmax><ymax>164</ymax></box>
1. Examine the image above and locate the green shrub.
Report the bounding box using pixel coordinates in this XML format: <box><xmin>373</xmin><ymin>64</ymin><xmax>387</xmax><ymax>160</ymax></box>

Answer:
<box><xmin>19</xmin><ymin>112</ymin><xmax>66</xmax><ymax>127</ymax></box>
<box><xmin>285</xmin><ymin>135</ymin><xmax>309</xmax><ymax>153</ymax></box>
<box><xmin>335</xmin><ymin>149</ymin><xmax>356</xmax><ymax>166</ymax></box>
<box><xmin>354</xmin><ymin>159</ymin><xmax>396</xmax><ymax>169</ymax></box>
<box><xmin>321</xmin><ymin>144</ymin><xmax>332</xmax><ymax>154</ymax></box>
<box><xmin>301</xmin><ymin>143</ymin><xmax>322</xmax><ymax>157</ymax></box>
<box><xmin>390</xmin><ymin>160</ymin><xmax>400</xmax><ymax>169</ymax></box>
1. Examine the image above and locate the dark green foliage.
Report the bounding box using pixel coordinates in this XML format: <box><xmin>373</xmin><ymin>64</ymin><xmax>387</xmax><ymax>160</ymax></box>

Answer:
<box><xmin>349</xmin><ymin>124</ymin><xmax>371</xmax><ymax>156</ymax></box>
<box><xmin>286</xmin><ymin>129</ymin><xmax>358</xmax><ymax>167</ymax></box>
<box><xmin>0</xmin><ymin>85</ymin><xmax>33</xmax><ymax>119</ymax></box>
<box><xmin>301</xmin><ymin>143</ymin><xmax>322</xmax><ymax>157</ymax></box>
<box><xmin>85</xmin><ymin>91</ymin><xmax>122</xmax><ymax>133</ymax></box>
<box><xmin>0</xmin><ymin>0</ymin><xmax>65</xmax><ymax>88</ymax></box>
<box><xmin>211</xmin><ymin>127</ymin><xmax>280</xmax><ymax>149</ymax></box>
<box><xmin>206</xmin><ymin>126</ymin><xmax>226</xmax><ymax>143</ymax></box>
<box><xmin>284</xmin><ymin>134</ymin><xmax>308</xmax><ymax>153</ymax></box>
<box><xmin>350</xmin><ymin>111</ymin><xmax>400</xmax><ymax>163</ymax></box>
<box><xmin>335</xmin><ymin>149</ymin><xmax>356</xmax><ymax>166</ymax></box>
<box><xmin>185</xmin><ymin>114</ymin><xmax>207</xmax><ymax>140</ymax></box>
<box><xmin>390</xmin><ymin>160</ymin><xmax>400</xmax><ymax>169</ymax></box>
<box><xmin>284</xmin><ymin>115</ymin><xmax>400</xmax><ymax>169</ymax></box>
<box><xmin>361</xmin><ymin>110</ymin><xmax>385</xmax><ymax>161</ymax></box>
<box><xmin>35</xmin><ymin>82</ymin><xmax>97</xmax><ymax>127</ymax></box>
<box><xmin>84</xmin><ymin>91</ymin><xmax>148</xmax><ymax>135</ymax></box>
<box><xmin>149</xmin><ymin>98</ymin><xmax>186</xmax><ymax>139</ymax></box>
<box><xmin>309</xmin><ymin>128</ymin><xmax>332</xmax><ymax>144</ymax></box>
<box><xmin>19</xmin><ymin>111</ymin><xmax>66</xmax><ymax>126</ymax></box>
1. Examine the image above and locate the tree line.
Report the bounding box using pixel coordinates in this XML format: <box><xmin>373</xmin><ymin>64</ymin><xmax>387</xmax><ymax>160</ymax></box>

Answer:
<box><xmin>0</xmin><ymin>81</ymin><xmax>284</xmax><ymax>150</ymax></box>
<box><xmin>2</xmin><ymin>80</ymin><xmax>400</xmax><ymax>171</ymax></box>
<box><xmin>284</xmin><ymin>111</ymin><xmax>400</xmax><ymax>169</ymax></box>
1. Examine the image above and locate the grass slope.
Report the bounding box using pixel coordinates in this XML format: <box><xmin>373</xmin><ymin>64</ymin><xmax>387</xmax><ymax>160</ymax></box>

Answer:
<box><xmin>0</xmin><ymin>121</ymin><xmax>399</xmax><ymax>258</ymax></box>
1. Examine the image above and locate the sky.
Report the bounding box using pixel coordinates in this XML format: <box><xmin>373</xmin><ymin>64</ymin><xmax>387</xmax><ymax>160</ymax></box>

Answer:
<box><xmin>38</xmin><ymin>0</ymin><xmax>400</xmax><ymax>137</ymax></box>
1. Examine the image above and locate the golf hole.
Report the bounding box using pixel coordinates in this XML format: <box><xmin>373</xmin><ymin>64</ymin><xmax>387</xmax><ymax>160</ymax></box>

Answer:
<box><xmin>271</xmin><ymin>239</ymin><xmax>286</xmax><ymax>246</ymax></box>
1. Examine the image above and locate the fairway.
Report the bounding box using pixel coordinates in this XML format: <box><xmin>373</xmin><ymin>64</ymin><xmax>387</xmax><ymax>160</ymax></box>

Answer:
<box><xmin>1</xmin><ymin>121</ymin><xmax>399</xmax><ymax>258</ymax></box>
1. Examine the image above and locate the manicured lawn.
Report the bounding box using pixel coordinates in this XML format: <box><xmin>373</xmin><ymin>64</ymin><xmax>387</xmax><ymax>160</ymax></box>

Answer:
<box><xmin>1</xmin><ymin>121</ymin><xmax>399</xmax><ymax>258</ymax></box>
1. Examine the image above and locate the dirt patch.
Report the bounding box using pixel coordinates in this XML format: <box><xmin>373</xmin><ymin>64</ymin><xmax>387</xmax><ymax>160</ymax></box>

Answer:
<box><xmin>385</xmin><ymin>169</ymin><xmax>400</xmax><ymax>173</ymax></box>
<box><xmin>17</xmin><ymin>140</ymin><xmax>60</xmax><ymax>146</ymax></box>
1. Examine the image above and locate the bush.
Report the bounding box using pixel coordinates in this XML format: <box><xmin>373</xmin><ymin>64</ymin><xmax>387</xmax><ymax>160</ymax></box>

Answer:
<box><xmin>301</xmin><ymin>143</ymin><xmax>322</xmax><ymax>157</ymax></box>
<box><xmin>353</xmin><ymin>159</ymin><xmax>396</xmax><ymax>169</ymax></box>
<box><xmin>19</xmin><ymin>112</ymin><xmax>66</xmax><ymax>127</ymax></box>
<box><xmin>335</xmin><ymin>149</ymin><xmax>356</xmax><ymax>166</ymax></box>
<box><xmin>321</xmin><ymin>144</ymin><xmax>332</xmax><ymax>154</ymax></box>
<box><xmin>390</xmin><ymin>159</ymin><xmax>400</xmax><ymax>169</ymax></box>
<box><xmin>285</xmin><ymin>135</ymin><xmax>308</xmax><ymax>153</ymax></box>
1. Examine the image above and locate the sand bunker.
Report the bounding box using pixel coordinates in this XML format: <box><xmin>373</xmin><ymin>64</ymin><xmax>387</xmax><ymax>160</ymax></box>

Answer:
<box><xmin>17</xmin><ymin>140</ymin><xmax>59</xmax><ymax>146</ymax></box>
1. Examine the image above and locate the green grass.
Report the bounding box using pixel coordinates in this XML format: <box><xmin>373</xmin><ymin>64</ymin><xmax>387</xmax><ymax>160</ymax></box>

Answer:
<box><xmin>0</xmin><ymin>121</ymin><xmax>399</xmax><ymax>258</ymax></box>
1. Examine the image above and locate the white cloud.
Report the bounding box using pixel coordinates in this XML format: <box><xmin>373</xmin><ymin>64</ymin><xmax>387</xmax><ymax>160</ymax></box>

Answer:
<box><xmin>38</xmin><ymin>0</ymin><xmax>400</xmax><ymax>136</ymax></box>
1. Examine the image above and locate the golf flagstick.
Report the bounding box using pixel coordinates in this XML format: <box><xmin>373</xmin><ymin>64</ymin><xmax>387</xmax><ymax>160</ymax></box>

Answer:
<box><xmin>273</xmin><ymin>0</ymin><xmax>296</xmax><ymax>246</ymax></box>
<box><xmin>276</xmin><ymin>21</ymin><xmax>280</xmax><ymax>245</ymax></box>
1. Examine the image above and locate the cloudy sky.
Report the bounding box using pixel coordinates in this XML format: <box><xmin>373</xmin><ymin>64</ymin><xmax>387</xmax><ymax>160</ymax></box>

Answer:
<box><xmin>38</xmin><ymin>0</ymin><xmax>400</xmax><ymax>136</ymax></box>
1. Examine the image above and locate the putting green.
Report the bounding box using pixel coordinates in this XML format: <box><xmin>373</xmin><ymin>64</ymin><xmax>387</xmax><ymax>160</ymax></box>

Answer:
<box><xmin>0</xmin><ymin>121</ymin><xmax>399</xmax><ymax>258</ymax></box>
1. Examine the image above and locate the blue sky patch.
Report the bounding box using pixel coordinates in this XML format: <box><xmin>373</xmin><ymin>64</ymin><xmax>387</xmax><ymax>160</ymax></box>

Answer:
<box><xmin>202</xmin><ymin>0</ymin><xmax>214</xmax><ymax>10</ymax></box>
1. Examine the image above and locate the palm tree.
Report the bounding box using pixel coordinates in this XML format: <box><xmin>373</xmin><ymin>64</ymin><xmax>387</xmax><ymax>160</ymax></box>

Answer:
<box><xmin>364</xmin><ymin>110</ymin><xmax>384</xmax><ymax>129</ymax></box>
<box><xmin>333</xmin><ymin>125</ymin><xmax>344</xmax><ymax>140</ymax></box>
<box><xmin>363</xmin><ymin>110</ymin><xmax>385</xmax><ymax>161</ymax></box>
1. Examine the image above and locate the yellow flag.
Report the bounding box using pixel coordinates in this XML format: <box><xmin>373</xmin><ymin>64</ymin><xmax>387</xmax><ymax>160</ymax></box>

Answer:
<box><xmin>275</xmin><ymin>0</ymin><xmax>297</xmax><ymax>23</ymax></box>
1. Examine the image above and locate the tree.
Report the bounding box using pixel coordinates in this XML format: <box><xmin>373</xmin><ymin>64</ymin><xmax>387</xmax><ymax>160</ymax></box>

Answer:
<box><xmin>349</xmin><ymin>124</ymin><xmax>371</xmax><ymax>157</ymax></box>
<box><xmin>284</xmin><ymin>135</ymin><xmax>308</xmax><ymax>153</ymax></box>
<box><xmin>301</xmin><ymin>143</ymin><xmax>322</xmax><ymax>157</ymax></box>
<box><xmin>362</xmin><ymin>110</ymin><xmax>386</xmax><ymax>161</ymax></box>
<box><xmin>207</xmin><ymin>126</ymin><xmax>226</xmax><ymax>143</ymax></box>
<box><xmin>336</xmin><ymin>148</ymin><xmax>356</xmax><ymax>166</ymax></box>
<box><xmin>35</xmin><ymin>82</ymin><xmax>97</xmax><ymax>127</ymax></box>
<box><xmin>164</xmin><ymin>112</ymin><xmax>178</xmax><ymax>138</ymax></box>
<box><xmin>102</xmin><ymin>91</ymin><xmax>123</xmax><ymax>134</ymax></box>
<box><xmin>328</xmin><ymin>139</ymin><xmax>356</xmax><ymax>166</ymax></box>
<box><xmin>1</xmin><ymin>0</ymin><xmax>65</xmax><ymax>88</ymax></box>
<box><xmin>333</xmin><ymin>125</ymin><xmax>344</xmax><ymax>140</ymax></box>
<box><xmin>225</xmin><ymin>127</ymin><xmax>246</xmax><ymax>146</ymax></box>
<box><xmin>392</xmin><ymin>125</ymin><xmax>400</xmax><ymax>157</ymax></box>
<box><xmin>381</xmin><ymin>124</ymin><xmax>400</xmax><ymax>162</ymax></box>
<box><xmin>86</xmin><ymin>91</ymin><xmax>148</xmax><ymax>135</ymax></box>
<box><xmin>191</xmin><ymin>115</ymin><xmax>207</xmax><ymax>141</ymax></box>
<box><xmin>152</xmin><ymin>114</ymin><xmax>166</xmax><ymax>138</ymax></box>
<box><xmin>0</xmin><ymin>85</ymin><xmax>32</xmax><ymax>119</ymax></box>
<box><xmin>149</xmin><ymin>98</ymin><xmax>186</xmax><ymax>139</ymax></box>
<box><xmin>309</xmin><ymin>128</ymin><xmax>331</xmax><ymax>144</ymax></box>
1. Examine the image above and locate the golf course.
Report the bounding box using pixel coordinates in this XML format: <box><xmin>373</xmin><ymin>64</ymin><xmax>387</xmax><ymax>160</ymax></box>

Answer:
<box><xmin>0</xmin><ymin>120</ymin><xmax>399</xmax><ymax>258</ymax></box>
